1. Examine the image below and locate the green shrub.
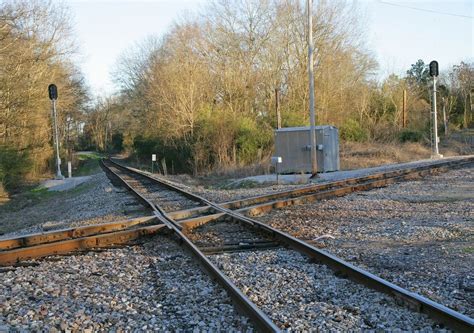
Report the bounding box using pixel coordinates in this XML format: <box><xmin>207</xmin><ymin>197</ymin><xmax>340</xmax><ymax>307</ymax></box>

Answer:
<box><xmin>111</xmin><ymin>133</ymin><xmax>124</xmax><ymax>152</ymax></box>
<box><xmin>340</xmin><ymin>119</ymin><xmax>368</xmax><ymax>142</ymax></box>
<box><xmin>132</xmin><ymin>136</ymin><xmax>192</xmax><ymax>173</ymax></box>
<box><xmin>0</xmin><ymin>146</ymin><xmax>31</xmax><ymax>190</ymax></box>
<box><xmin>398</xmin><ymin>129</ymin><xmax>423</xmax><ymax>143</ymax></box>
<box><xmin>235</xmin><ymin>117</ymin><xmax>272</xmax><ymax>164</ymax></box>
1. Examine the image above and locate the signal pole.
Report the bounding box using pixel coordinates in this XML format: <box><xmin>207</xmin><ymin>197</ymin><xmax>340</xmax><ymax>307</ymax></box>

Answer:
<box><xmin>48</xmin><ymin>84</ymin><xmax>64</xmax><ymax>179</ymax></box>
<box><xmin>429</xmin><ymin>61</ymin><xmax>442</xmax><ymax>159</ymax></box>
<box><xmin>308</xmin><ymin>0</ymin><xmax>318</xmax><ymax>177</ymax></box>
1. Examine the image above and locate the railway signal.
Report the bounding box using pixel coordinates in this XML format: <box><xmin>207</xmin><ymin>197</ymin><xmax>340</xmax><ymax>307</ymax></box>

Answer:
<box><xmin>429</xmin><ymin>61</ymin><xmax>442</xmax><ymax>159</ymax></box>
<box><xmin>48</xmin><ymin>84</ymin><xmax>58</xmax><ymax>100</ymax></box>
<box><xmin>429</xmin><ymin>60</ymin><xmax>439</xmax><ymax>77</ymax></box>
<box><xmin>48</xmin><ymin>84</ymin><xmax>64</xmax><ymax>179</ymax></box>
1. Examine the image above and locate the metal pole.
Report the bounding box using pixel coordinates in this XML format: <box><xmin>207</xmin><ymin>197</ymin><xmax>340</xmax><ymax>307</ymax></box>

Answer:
<box><xmin>307</xmin><ymin>0</ymin><xmax>318</xmax><ymax>176</ymax></box>
<box><xmin>276</xmin><ymin>163</ymin><xmax>279</xmax><ymax>184</ymax></box>
<box><xmin>52</xmin><ymin>99</ymin><xmax>63</xmax><ymax>179</ymax></box>
<box><xmin>431</xmin><ymin>77</ymin><xmax>441</xmax><ymax>158</ymax></box>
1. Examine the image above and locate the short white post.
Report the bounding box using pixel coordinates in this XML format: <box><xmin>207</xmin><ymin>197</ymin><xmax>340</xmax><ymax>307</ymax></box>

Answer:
<box><xmin>152</xmin><ymin>154</ymin><xmax>157</xmax><ymax>173</ymax></box>
<box><xmin>68</xmin><ymin>161</ymin><xmax>72</xmax><ymax>178</ymax></box>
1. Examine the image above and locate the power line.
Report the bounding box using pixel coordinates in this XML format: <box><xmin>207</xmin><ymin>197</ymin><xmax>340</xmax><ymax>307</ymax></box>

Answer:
<box><xmin>377</xmin><ymin>0</ymin><xmax>474</xmax><ymax>19</ymax></box>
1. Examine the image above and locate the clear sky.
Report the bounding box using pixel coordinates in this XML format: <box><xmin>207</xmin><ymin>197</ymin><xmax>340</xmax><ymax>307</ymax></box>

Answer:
<box><xmin>66</xmin><ymin>0</ymin><xmax>473</xmax><ymax>96</ymax></box>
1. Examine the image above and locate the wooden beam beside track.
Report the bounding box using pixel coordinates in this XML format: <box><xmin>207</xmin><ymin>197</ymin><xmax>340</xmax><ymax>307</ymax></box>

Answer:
<box><xmin>168</xmin><ymin>205</ymin><xmax>213</xmax><ymax>220</ymax></box>
<box><xmin>0</xmin><ymin>216</ymin><xmax>156</xmax><ymax>251</ymax></box>
<box><xmin>0</xmin><ymin>225</ymin><xmax>164</xmax><ymax>266</ymax></box>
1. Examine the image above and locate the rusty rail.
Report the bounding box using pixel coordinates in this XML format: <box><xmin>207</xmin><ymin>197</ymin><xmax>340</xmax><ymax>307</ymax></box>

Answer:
<box><xmin>1</xmin><ymin>157</ymin><xmax>473</xmax><ymax>331</ymax></box>
<box><xmin>102</xmin><ymin>159</ymin><xmax>280</xmax><ymax>332</ymax></box>
<box><xmin>103</xmin><ymin>157</ymin><xmax>474</xmax><ymax>332</ymax></box>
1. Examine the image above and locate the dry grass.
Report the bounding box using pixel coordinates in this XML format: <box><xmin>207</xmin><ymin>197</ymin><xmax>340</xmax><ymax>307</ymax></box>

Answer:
<box><xmin>340</xmin><ymin>142</ymin><xmax>431</xmax><ymax>170</ymax></box>
<box><xmin>126</xmin><ymin>133</ymin><xmax>474</xmax><ymax>187</ymax></box>
<box><xmin>340</xmin><ymin>138</ymin><xmax>472</xmax><ymax>170</ymax></box>
<box><xmin>187</xmin><ymin>162</ymin><xmax>271</xmax><ymax>187</ymax></box>
<box><xmin>184</xmin><ymin>138</ymin><xmax>472</xmax><ymax>186</ymax></box>
<box><xmin>0</xmin><ymin>184</ymin><xmax>8</xmax><ymax>203</ymax></box>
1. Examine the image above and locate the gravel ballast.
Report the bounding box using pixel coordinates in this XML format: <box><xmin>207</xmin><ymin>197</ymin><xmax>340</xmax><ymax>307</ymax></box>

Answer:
<box><xmin>106</xmin><ymin>164</ymin><xmax>201</xmax><ymax>212</ymax></box>
<box><xmin>1</xmin><ymin>159</ymin><xmax>471</xmax><ymax>331</ymax></box>
<box><xmin>0</xmin><ymin>173</ymin><xmax>147</xmax><ymax>238</ymax></box>
<box><xmin>0</xmin><ymin>235</ymin><xmax>252</xmax><ymax>331</ymax></box>
<box><xmin>210</xmin><ymin>248</ymin><xmax>443</xmax><ymax>331</ymax></box>
<box><xmin>256</xmin><ymin>167</ymin><xmax>474</xmax><ymax>317</ymax></box>
<box><xmin>170</xmin><ymin>156</ymin><xmax>473</xmax><ymax>203</ymax></box>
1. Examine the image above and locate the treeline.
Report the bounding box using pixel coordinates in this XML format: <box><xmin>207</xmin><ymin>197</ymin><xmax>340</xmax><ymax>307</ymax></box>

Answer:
<box><xmin>83</xmin><ymin>0</ymin><xmax>473</xmax><ymax>174</ymax></box>
<box><xmin>84</xmin><ymin>0</ymin><xmax>377</xmax><ymax>173</ymax></box>
<box><xmin>0</xmin><ymin>1</ymin><xmax>87</xmax><ymax>193</ymax></box>
<box><xmin>1</xmin><ymin>0</ymin><xmax>472</xmax><ymax>193</ymax></box>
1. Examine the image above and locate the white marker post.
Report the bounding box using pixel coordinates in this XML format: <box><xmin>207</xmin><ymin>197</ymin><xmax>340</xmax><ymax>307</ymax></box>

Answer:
<box><xmin>152</xmin><ymin>154</ymin><xmax>157</xmax><ymax>173</ymax></box>
<box><xmin>271</xmin><ymin>156</ymin><xmax>282</xmax><ymax>184</ymax></box>
<box><xmin>68</xmin><ymin>161</ymin><xmax>72</xmax><ymax>178</ymax></box>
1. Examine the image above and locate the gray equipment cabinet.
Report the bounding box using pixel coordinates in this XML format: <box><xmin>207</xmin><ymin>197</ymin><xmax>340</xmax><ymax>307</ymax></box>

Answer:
<box><xmin>274</xmin><ymin>126</ymin><xmax>340</xmax><ymax>173</ymax></box>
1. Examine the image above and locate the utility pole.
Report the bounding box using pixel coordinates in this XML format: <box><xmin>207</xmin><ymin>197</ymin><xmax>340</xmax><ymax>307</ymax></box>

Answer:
<box><xmin>402</xmin><ymin>89</ymin><xmax>407</xmax><ymax>128</ymax></box>
<box><xmin>48</xmin><ymin>84</ymin><xmax>64</xmax><ymax>179</ymax></box>
<box><xmin>275</xmin><ymin>88</ymin><xmax>281</xmax><ymax>129</ymax></box>
<box><xmin>307</xmin><ymin>0</ymin><xmax>318</xmax><ymax>177</ymax></box>
<box><xmin>429</xmin><ymin>61</ymin><xmax>442</xmax><ymax>159</ymax></box>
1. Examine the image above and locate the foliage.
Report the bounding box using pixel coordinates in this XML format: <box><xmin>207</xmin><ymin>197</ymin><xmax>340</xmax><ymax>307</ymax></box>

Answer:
<box><xmin>398</xmin><ymin>129</ymin><xmax>424</xmax><ymax>143</ymax></box>
<box><xmin>91</xmin><ymin>0</ymin><xmax>377</xmax><ymax>173</ymax></box>
<box><xmin>82</xmin><ymin>0</ymin><xmax>471</xmax><ymax>174</ymax></box>
<box><xmin>406</xmin><ymin>59</ymin><xmax>430</xmax><ymax>87</ymax></box>
<box><xmin>235</xmin><ymin>117</ymin><xmax>273</xmax><ymax>164</ymax></box>
<box><xmin>0</xmin><ymin>1</ymin><xmax>88</xmax><ymax>191</ymax></box>
<box><xmin>0</xmin><ymin>146</ymin><xmax>32</xmax><ymax>190</ymax></box>
<box><xmin>111</xmin><ymin>133</ymin><xmax>124</xmax><ymax>152</ymax></box>
<box><xmin>74</xmin><ymin>152</ymin><xmax>103</xmax><ymax>176</ymax></box>
<box><xmin>339</xmin><ymin>119</ymin><xmax>368</xmax><ymax>142</ymax></box>
<box><xmin>132</xmin><ymin>136</ymin><xmax>192</xmax><ymax>173</ymax></box>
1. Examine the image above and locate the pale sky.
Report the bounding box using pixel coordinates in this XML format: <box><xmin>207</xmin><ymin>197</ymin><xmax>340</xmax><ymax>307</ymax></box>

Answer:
<box><xmin>66</xmin><ymin>0</ymin><xmax>473</xmax><ymax>96</ymax></box>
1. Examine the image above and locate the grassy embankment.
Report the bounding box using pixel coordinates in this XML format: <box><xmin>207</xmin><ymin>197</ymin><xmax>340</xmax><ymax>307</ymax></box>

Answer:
<box><xmin>0</xmin><ymin>152</ymin><xmax>103</xmax><ymax>222</ymax></box>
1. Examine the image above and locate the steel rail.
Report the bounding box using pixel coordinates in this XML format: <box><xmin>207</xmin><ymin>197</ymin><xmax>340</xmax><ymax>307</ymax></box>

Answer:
<box><xmin>167</xmin><ymin>157</ymin><xmax>474</xmax><ymax>224</ymax></box>
<box><xmin>105</xmin><ymin>157</ymin><xmax>474</xmax><ymax>332</ymax></box>
<box><xmin>206</xmin><ymin>202</ymin><xmax>474</xmax><ymax>333</ymax></box>
<box><xmin>101</xmin><ymin>159</ymin><xmax>280</xmax><ymax>332</ymax></box>
<box><xmin>5</xmin><ymin>158</ymin><xmax>465</xmax><ymax>259</ymax></box>
<box><xmin>219</xmin><ymin>157</ymin><xmax>474</xmax><ymax>210</ymax></box>
<box><xmin>114</xmin><ymin>157</ymin><xmax>473</xmax><ymax>220</ymax></box>
<box><xmin>0</xmin><ymin>218</ymin><xmax>226</xmax><ymax>265</ymax></box>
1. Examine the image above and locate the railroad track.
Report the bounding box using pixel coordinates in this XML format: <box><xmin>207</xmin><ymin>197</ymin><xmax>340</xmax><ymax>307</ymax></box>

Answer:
<box><xmin>1</xmin><ymin>157</ymin><xmax>473</xmax><ymax>331</ymax></box>
<box><xmin>2</xmin><ymin>157</ymin><xmax>472</xmax><ymax>257</ymax></box>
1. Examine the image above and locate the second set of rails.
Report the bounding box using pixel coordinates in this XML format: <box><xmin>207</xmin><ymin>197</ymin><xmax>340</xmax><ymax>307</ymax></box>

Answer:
<box><xmin>1</xmin><ymin>157</ymin><xmax>473</xmax><ymax>331</ymax></box>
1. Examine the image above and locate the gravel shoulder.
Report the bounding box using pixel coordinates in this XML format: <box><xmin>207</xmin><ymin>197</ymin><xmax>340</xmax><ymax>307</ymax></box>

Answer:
<box><xmin>0</xmin><ymin>172</ymin><xmax>148</xmax><ymax>238</ymax></box>
<box><xmin>255</xmin><ymin>167</ymin><xmax>474</xmax><ymax>317</ymax></box>
<box><xmin>165</xmin><ymin>156</ymin><xmax>473</xmax><ymax>203</ymax></box>
<box><xmin>0</xmin><ymin>235</ymin><xmax>252</xmax><ymax>331</ymax></box>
